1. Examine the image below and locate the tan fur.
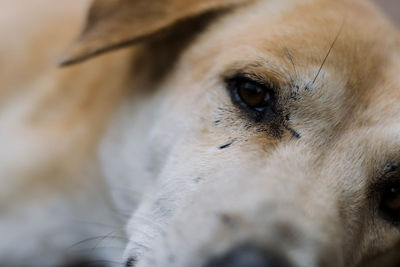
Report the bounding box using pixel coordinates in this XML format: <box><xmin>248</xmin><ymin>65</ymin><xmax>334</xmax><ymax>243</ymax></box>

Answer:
<box><xmin>61</xmin><ymin>0</ymin><xmax>255</xmax><ymax>65</ymax></box>
<box><xmin>0</xmin><ymin>0</ymin><xmax>135</xmax><ymax>203</ymax></box>
<box><xmin>2</xmin><ymin>0</ymin><xmax>400</xmax><ymax>266</ymax></box>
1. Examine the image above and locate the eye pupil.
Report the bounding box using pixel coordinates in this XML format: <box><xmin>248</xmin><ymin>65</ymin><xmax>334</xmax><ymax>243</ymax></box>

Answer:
<box><xmin>238</xmin><ymin>81</ymin><xmax>269</xmax><ymax>107</ymax></box>
<box><xmin>385</xmin><ymin>194</ymin><xmax>400</xmax><ymax>210</ymax></box>
<box><xmin>226</xmin><ymin>76</ymin><xmax>275</xmax><ymax>122</ymax></box>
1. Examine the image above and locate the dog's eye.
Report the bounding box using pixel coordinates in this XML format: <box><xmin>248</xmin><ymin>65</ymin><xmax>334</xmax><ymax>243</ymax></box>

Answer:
<box><xmin>227</xmin><ymin>77</ymin><xmax>275</xmax><ymax>121</ymax></box>
<box><xmin>230</xmin><ymin>77</ymin><xmax>271</xmax><ymax>108</ymax></box>
<box><xmin>237</xmin><ymin>80</ymin><xmax>270</xmax><ymax>108</ymax></box>
<box><xmin>380</xmin><ymin>182</ymin><xmax>400</xmax><ymax>223</ymax></box>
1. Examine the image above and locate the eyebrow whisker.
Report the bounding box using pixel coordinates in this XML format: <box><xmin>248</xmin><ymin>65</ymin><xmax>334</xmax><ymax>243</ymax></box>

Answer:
<box><xmin>283</xmin><ymin>47</ymin><xmax>299</xmax><ymax>83</ymax></box>
<box><xmin>311</xmin><ymin>20</ymin><xmax>345</xmax><ymax>85</ymax></box>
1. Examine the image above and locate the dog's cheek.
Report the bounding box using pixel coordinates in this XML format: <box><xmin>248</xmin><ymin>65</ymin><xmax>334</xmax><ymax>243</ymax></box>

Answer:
<box><xmin>123</xmin><ymin>151</ymin><xmax>208</xmax><ymax>262</ymax></box>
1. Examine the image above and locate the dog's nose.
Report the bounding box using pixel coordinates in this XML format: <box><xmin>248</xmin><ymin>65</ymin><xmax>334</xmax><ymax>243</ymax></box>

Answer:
<box><xmin>204</xmin><ymin>245</ymin><xmax>291</xmax><ymax>267</ymax></box>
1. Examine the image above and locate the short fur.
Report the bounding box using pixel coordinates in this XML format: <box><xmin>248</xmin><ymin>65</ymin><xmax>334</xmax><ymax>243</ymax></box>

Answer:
<box><xmin>1</xmin><ymin>0</ymin><xmax>400</xmax><ymax>266</ymax></box>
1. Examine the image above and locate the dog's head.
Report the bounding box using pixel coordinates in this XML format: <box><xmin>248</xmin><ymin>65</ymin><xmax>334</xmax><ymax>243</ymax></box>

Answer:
<box><xmin>63</xmin><ymin>0</ymin><xmax>400</xmax><ymax>266</ymax></box>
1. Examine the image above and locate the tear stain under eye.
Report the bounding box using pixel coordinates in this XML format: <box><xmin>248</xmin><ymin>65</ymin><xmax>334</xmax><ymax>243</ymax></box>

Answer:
<box><xmin>214</xmin><ymin>99</ymin><xmax>298</xmax><ymax>139</ymax></box>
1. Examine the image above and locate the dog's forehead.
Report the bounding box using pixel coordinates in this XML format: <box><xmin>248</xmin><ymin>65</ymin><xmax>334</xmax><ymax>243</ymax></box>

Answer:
<box><xmin>218</xmin><ymin>1</ymin><xmax>394</xmax><ymax>67</ymax></box>
<box><xmin>187</xmin><ymin>0</ymin><xmax>400</xmax><ymax>126</ymax></box>
<box><xmin>189</xmin><ymin>0</ymin><xmax>398</xmax><ymax>83</ymax></box>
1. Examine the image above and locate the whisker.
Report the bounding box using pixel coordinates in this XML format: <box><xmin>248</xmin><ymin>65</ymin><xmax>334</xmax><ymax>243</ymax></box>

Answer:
<box><xmin>76</xmin><ymin>246</ymin><xmax>126</xmax><ymax>253</ymax></box>
<box><xmin>133</xmin><ymin>241</ymin><xmax>151</xmax><ymax>251</ymax></box>
<box><xmin>68</xmin><ymin>235</ymin><xmax>128</xmax><ymax>250</ymax></box>
<box><xmin>283</xmin><ymin>47</ymin><xmax>299</xmax><ymax>83</ymax></box>
<box><xmin>77</xmin><ymin>259</ymin><xmax>124</xmax><ymax>266</ymax></box>
<box><xmin>311</xmin><ymin>20</ymin><xmax>345</xmax><ymax>85</ymax></box>
<box><xmin>71</xmin><ymin>220</ymin><xmax>125</xmax><ymax>229</ymax></box>
<box><xmin>91</xmin><ymin>230</ymin><xmax>128</xmax><ymax>251</ymax></box>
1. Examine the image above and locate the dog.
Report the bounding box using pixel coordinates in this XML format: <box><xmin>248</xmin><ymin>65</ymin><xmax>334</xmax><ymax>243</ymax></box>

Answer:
<box><xmin>2</xmin><ymin>0</ymin><xmax>400</xmax><ymax>266</ymax></box>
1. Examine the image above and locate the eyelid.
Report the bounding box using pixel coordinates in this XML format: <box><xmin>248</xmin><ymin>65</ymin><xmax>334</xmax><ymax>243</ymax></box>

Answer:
<box><xmin>225</xmin><ymin>72</ymin><xmax>277</xmax><ymax>92</ymax></box>
<box><xmin>236</xmin><ymin>73</ymin><xmax>269</xmax><ymax>86</ymax></box>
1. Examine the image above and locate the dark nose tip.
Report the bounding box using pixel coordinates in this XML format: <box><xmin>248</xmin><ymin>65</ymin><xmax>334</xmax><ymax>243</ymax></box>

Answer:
<box><xmin>204</xmin><ymin>245</ymin><xmax>291</xmax><ymax>267</ymax></box>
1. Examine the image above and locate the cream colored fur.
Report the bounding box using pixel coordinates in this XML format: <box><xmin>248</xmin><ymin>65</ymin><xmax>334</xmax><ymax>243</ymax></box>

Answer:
<box><xmin>1</xmin><ymin>0</ymin><xmax>400</xmax><ymax>266</ymax></box>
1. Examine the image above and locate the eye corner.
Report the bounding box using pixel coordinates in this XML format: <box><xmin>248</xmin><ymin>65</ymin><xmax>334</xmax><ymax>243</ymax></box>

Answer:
<box><xmin>383</xmin><ymin>162</ymin><xmax>399</xmax><ymax>175</ymax></box>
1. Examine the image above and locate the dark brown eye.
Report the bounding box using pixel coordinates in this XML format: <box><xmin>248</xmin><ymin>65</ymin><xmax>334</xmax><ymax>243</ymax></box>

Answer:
<box><xmin>227</xmin><ymin>77</ymin><xmax>275</xmax><ymax>122</ymax></box>
<box><xmin>238</xmin><ymin>80</ymin><xmax>270</xmax><ymax>108</ymax></box>
<box><xmin>380</xmin><ymin>183</ymin><xmax>400</xmax><ymax>223</ymax></box>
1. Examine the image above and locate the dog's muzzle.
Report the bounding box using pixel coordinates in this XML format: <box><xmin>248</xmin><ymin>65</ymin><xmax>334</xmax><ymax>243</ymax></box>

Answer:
<box><xmin>203</xmin><ymin>244</ymin><xmax>292</xmax><ymax>267</ymax></box>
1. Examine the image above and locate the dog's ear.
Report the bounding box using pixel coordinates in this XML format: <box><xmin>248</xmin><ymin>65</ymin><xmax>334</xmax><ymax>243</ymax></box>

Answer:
<box><xmin>60</xmin><ymin>0</ymin><xmax>250</xmax><ymax>66</ymax></box>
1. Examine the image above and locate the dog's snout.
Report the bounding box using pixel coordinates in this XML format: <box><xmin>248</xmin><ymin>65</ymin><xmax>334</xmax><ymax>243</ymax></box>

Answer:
<box><xmin>204</xmin><ymin>245</ymin><xmax>291</xmax><ymax>267</ymax></box>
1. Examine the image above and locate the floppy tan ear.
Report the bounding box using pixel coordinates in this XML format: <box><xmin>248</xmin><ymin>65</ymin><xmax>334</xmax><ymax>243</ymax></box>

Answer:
<box><xmin>60</xmin><ymin>0</ymin><xmax>251</xmax><ymax>66</ymax></box>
